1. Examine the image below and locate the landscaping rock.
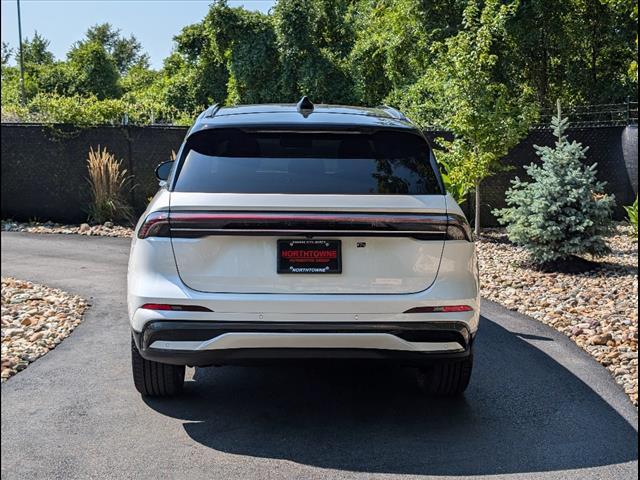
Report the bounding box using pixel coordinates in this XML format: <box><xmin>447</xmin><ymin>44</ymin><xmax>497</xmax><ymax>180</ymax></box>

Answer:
<box><xmin>1</xmin><ymin>220</ymin><xmax>133</xmax><ymax>238</ymax></box>
<box><xmin>1</xmin><ymin>277</ymin><xmax>87</xmax><ymax>382</ymax></box>
<box><xmin>590</xmin><ymin>333</ymin><xmax>613</xmax><ymax>346</ymax></box>
<box><xmin>478</xmin><ymin>224</ymin><xmax>638</xmax><ymax>406</ymax></box>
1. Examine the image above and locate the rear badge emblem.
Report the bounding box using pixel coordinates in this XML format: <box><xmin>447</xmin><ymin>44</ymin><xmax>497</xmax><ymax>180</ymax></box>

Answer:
<box><xmin>356</xmin><ymin>242</ymin><xmax>367</xmax><ymax>248</ymax></box>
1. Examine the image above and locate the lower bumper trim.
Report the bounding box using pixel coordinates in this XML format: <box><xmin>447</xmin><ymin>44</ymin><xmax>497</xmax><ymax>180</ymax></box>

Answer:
<box><xmin>136</xmin><ymin>346</ymin><xmax>472</xmax><ymax>367</ymax></box>
<box><xmin>133</xmin><ymin>320</ymin><xmax>473</xmax><ymax>367</ymax></box>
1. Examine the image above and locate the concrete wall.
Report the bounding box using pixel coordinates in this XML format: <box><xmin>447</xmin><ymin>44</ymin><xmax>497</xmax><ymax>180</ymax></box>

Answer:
<box><xmin>1</xmin><ymin>123</ymin><xmax>637</xmax><ymax>226</ymax></box>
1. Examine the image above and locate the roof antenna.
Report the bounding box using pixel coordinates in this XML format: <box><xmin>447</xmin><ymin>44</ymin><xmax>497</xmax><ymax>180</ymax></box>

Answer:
<box><xmin>296</xmin><ymin>96</ymin><xmax>314</xmax><ymax>117</ymax></box>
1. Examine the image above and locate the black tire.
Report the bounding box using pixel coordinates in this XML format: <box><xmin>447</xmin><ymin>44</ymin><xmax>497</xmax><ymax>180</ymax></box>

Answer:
<box><xmin>417</xmin><ymin>353</ymin><xmax>473</xmax><ymax>397</ymax></box>
<box><xmin>131</xmin><ymin>335</ymin><xmax>185</xmax><ymax>396</ymax></box>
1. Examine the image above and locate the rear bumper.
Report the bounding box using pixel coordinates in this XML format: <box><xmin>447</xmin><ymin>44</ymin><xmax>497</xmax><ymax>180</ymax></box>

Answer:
<box><xmin>132</xmin><ymin>320</ymin><xmax>473</xmax><ymax>366</ymax></box>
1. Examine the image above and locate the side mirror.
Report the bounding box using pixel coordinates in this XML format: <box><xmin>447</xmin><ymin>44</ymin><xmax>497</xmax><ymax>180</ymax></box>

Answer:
<box><xmin>155</xmin><ymin>160</ymin><xmax>174</xmax><ymax>183</ymax></box>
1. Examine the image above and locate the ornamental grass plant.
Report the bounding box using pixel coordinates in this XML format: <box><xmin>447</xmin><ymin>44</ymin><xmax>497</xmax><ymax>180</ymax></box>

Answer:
<box><xmin>86</xmin><ymin>145</ymin><xmax>133</xmax><ymax>224</ymax></box>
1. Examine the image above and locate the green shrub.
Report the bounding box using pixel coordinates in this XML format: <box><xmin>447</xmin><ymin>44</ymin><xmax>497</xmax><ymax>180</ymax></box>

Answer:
<box><xmin>436</xmin><ymin>155</ymin><xmax>469</xmax><ymax>204</ymax></box>
<box><xmin>2</xmin><ymin>92</ymin><xmax>196</xmax><ymax>126</ymax></box>
<box><xmin>28</xmin><ymin>93</ymin><xmax>126</xmax><ymax>125</ymax></box>
<box><xmin>624</xmin><ymin>196</ymin><xmax>638</xmax><ymax>237</ymax></box>
<box><xmin>493</xmin><ymin>101</ymin><xmax>615</xmax><ymax>265</ymax></box>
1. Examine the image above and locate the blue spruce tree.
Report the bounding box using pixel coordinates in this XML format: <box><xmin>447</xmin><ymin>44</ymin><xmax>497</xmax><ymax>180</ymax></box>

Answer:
<box><xmin>494</xmin><ymin>101</ymin><xmax>615</xmax><ymax>266</ymax></box>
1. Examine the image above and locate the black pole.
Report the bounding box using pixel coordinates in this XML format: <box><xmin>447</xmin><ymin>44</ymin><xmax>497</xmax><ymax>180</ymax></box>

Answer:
<box><xmin>16</xmin><ymin>0</ymin><xmax>26</xmax><ymax>105</ymax></box>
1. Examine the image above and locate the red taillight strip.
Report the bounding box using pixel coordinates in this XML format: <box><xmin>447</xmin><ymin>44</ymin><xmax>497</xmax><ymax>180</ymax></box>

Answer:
<box><xmin>137</xmin><ymin>211</ymin><xmax>170</xmax><ymax>239</ymax></box>
<box><xmin>170</xmin><ymin>212</ymin><xmax>446</xmax><ymax>224</ymax></box>
<box><xmin>141</xmin><ymin>303</ymin><xmax>212</xmax><ymax>312</ymax></box>
<box><xmin>168</xmin><ymin>211</ymin><xmax>456</xmax><ymax>241</ymax></box>
<box><xmin>138</xmin><ymin>211</ymin><xmax>472</xmax><ymax>242</ymax></box>
<box><xmin>404</xmin><ymin>305</ymin><xmax>473</xmax><ymax>313</ymax></box>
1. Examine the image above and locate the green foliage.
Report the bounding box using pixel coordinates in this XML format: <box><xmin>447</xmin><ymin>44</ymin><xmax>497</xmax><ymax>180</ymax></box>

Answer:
<box><xmin>1</xmin><ymin>0</ymin><xmax>636</xmax><ymax>126</ymax></box>
<box><xmin>397</xmin><ymin>0</ymin><xmax>537</xmax><ymax>232</ymax></box>
<box><xmin>350</xmin><ymin>0</ymin><xmax>465</xmax><ymax>105</ymax></box>
<box><xmin>436</xmin><ymin>155</ymin><xmax>469</xmax><ymax>204</ymax></box>
<box><xmin>1</xmin><ymin>64</ymin><xmax>22</xmax><ymax>108</ymax></box>
<box><xmin>20</xmin><ymin>32</ymin><xmax>55</xmax><ymax>67</ymax></box>
<box><xmin>494</xmin><ymin>103</ymin><xmax>616</xmax><ymax>265</ymax></box>
<box><xmin>630</xmin><ymin>2</ymin><xmax>639</xmax><ymax>83</ymax></box>
<box><xmin>207</xmin><ymin>1</ymin><xmax>282</xmax><ymax>103</ymax></box>
<box><xmin>27</xmin><ymin>94</ymin><xmax>126</xmax><ymax>124</ymax></box>
<box><xmin>1</xmin><ymin>42</ymin><xmax>12</xmax><ymax>65</ymax></box>
<box><xmin>273</xmin><ymin>0</ymin><xmax>357</xmax><ymax>103</ymax></box>
<box><xmin>83</xmin><ymin>23</ymin><xmax>149</xmax><ymax>74</ymax></box>
<box><xmin>624</xmin><ymin>197</ymin><xmax>638</xmax><ymax>237</ymax></box>
<box><xmin>509</xmin><ymin>0</ymin><xmax>637</xmax><ymax>106</ymax></box>
<box><xmin>2</xmin><ymin>93</ymin><xmax>192</xmax><ymax>126</ymax></box>
<box><xmin>31</xmin><ymin>61</ymin><xmax>78</xmax><ymax>97</ymax></box>
<box><xmin>67</xmin><ymin>41</ymin><xmax>121</xmax><ymax>99</ymax></box>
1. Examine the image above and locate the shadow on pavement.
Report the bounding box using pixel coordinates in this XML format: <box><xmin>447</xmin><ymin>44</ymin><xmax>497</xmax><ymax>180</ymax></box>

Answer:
<box><xmin>144</xmin><ymin>317</ymin><xmax>638</xmax><ymax>476</ymax></box>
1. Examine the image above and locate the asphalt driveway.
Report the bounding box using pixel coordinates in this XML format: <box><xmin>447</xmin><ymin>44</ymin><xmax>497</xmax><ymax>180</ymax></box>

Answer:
<box><xmin>1</xmin><ymin>232</ymin><xmax>638</xmax><ymax>480</ymax></box>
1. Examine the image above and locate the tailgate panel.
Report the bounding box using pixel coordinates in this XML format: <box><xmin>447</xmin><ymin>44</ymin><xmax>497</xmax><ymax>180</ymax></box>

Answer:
<box><xmin>170</xmin><ymin>194</ymin><xmax>447</xmax><ymax>295</ymax></box>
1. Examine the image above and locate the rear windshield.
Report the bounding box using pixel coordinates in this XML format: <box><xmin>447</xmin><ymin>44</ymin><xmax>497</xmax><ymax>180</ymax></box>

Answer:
<box><xmin>173</xmin><ymin>128</ymin><xmax>442</xmax><ymax>195</ymax></box>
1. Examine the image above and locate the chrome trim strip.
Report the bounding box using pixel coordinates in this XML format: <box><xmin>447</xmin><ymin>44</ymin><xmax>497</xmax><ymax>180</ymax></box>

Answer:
<box><xmin>150</xmin><ymin>332</ymin><xmax>465</xmax><ymax>353</ymax></box>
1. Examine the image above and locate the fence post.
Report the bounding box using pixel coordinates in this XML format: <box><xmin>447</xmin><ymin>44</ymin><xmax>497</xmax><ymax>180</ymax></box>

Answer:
<box><xmin>627</xmin><ymin>96</ymin><xmax>631</xmax><ymax>125</ymax></box>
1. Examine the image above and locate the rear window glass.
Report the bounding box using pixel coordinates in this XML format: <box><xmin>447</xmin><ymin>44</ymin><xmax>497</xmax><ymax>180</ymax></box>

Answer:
<box><xmin>173</xmin><ymin>128</ymin><xmax>442</xmax><ymax>195</ymax></box>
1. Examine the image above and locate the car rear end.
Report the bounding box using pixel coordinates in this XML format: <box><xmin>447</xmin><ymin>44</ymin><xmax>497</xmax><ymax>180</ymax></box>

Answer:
<box><xmin>128</xmin><ymin>105</ymin><xmax>479</xmax><ymax>396</ymax></box>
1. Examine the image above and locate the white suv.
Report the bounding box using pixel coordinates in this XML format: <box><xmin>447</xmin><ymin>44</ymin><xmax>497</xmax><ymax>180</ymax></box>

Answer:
<box><xmin>128</xmin><ymin>97</ymin><xmax>479</xmax><ymax>397</ymax></box>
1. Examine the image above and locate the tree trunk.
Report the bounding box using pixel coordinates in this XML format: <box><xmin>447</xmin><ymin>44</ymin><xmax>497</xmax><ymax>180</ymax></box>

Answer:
<box><xmin>474</xmin><ymin>181</ymin><xmax>481</xmax><ymax>236</ymax></box>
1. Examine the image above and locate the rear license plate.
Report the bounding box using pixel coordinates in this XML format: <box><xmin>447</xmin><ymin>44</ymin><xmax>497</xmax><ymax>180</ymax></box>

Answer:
<box><xmin>277</xmin><ymin>239</ymin><xmax>342</xmax><ymax>274</ymax></box>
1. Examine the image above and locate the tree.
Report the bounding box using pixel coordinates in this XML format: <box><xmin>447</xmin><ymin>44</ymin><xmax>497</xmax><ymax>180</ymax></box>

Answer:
<box><xmin>349</xmin><ymin>0</ymin><xmax>466</xmax><ymax>105</ymax></box>
<box><xmin>20</xmin><ymin>32</ymin><xmax>54</xmax><ymax>67</ymax></box>
<box><xmin>83</xmin><ymin>23</ymin><xmax>149</xmax><ymax>74</ymax></box>
<box><xmin>32</xmin><ymin>61</ymin><xmax>77</xmax><ymax>97</ymax></box>
<box><xmin>67</xmin><ymin>41</ymin><xmax>121</xmax><ymax>99</ymax></box>
<box><xmin>563</xmin><ymin>0</ymin><xmax>637</xmax><ymax>104</ymax></box>
<box><xmin>170</xmin><ymin>11</ymin><xmax>229</xmax><ymax>108</ymax></box>
<box><xmin>1</xmin><ymin>42</ymin><xmax>13</xmax><ymax>66</ymax></box>
<box><xmin>1</xmin><ymin>0</ymin><xmax>637</xmax><ymax>126</ymax></box>
<box><xmin>494</xmin><ymin>102</ymin><xmax>615</xmax><ymax>265</ymax></box>
<box><xmin>397</xmin><ymin>0</ymin><xmax>536</xmax><ymax>234</ymax></box>
<box><xmin>507</xmin><ymin>0</ymin><xmax>637</xmax><ymax>107</ymax></box>
<box><xmin>204</xmin><ymin>1</ymin><xmax>281</xmax><ymax>104</ymax></box>
<box><xmin>273</xmin><ymin>0</ymin><xmax>356</xmax><ymax>103</ymax></box>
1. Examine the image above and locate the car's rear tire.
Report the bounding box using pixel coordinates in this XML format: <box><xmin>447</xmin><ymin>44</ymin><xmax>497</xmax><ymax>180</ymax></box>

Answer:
<box><xmin>417</xmin><ymin>353</ymin><xmax>473</xmax><ymax>397</ymax></box>
<box><xmin>131</xmin><ymin>335</ymin><xmax>185</xmax><ymax>396</ymax></box>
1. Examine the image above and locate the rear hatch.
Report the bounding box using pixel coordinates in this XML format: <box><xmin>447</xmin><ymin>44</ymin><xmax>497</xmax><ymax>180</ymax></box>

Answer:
<box><xmin>169</xmin><ymin>127</ymin><xmax>447</xmax><ymax>295</ymax></box>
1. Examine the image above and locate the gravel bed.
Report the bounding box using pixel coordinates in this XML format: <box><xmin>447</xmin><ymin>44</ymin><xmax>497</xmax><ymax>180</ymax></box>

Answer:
<box><xmin>1</xmin><ymin>277</ymin><xmax>88</xmax><ymax>381</ymax></box>
<box><xmin>2</xmin><ymin>219</ymin><xmax>133</xmax><ymax>238</ymax></box>
<box><xmin>478</xmin><ymin>225</ymin><xmax>638</xmax><ymax>406</ymax></box>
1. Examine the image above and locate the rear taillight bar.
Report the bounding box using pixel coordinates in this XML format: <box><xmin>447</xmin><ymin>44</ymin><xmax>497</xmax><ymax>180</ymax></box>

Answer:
<box><xmin>137</xmin><ymin>211</ymin><xmax>170</xmax><ymax>239</ymax></box>
<box><xmin>404</xmin><ymin>305</ymin><xmax>473</xmax><ymax>313</ymax></box>
<box><xmin>140</xmin><ymin>303</ymin><xmax>212</xmax><ymax>312</ymax></box>
<box><xmin>138</xmin><ymin>211</ymin><xmax>472</xmax><ymax>241</ymax></box>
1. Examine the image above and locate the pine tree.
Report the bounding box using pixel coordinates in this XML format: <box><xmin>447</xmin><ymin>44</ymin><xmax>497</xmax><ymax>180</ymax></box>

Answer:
<box><xmin>494</xmin><ymin>101</ymin><xmax>615</xmax><ymax>266</ymax></box>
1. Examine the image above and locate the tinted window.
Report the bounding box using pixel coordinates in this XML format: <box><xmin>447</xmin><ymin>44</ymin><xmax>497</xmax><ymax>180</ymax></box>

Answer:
<box><xmin>174</xmin><ymin>128</ymin><xmax>442</xmax><ymax>195</ymax></box>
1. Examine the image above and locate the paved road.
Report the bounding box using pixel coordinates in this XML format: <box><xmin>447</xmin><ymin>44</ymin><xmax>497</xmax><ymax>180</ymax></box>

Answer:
<box><xmin>1</xmin><ymin>232</ymin><xmax>637</xmax><ymax>480</ymax></box>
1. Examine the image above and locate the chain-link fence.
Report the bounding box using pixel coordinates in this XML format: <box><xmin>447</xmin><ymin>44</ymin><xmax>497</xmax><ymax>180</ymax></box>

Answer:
<box><xmin>3</xmin><ymin>100</ymin><xmax>638</xmax><ymax>128</ymax></box>
<box><xmin>534</xmin><ymin>100</ymin><xmax>638</xmax><ymax>128</ymax></box>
